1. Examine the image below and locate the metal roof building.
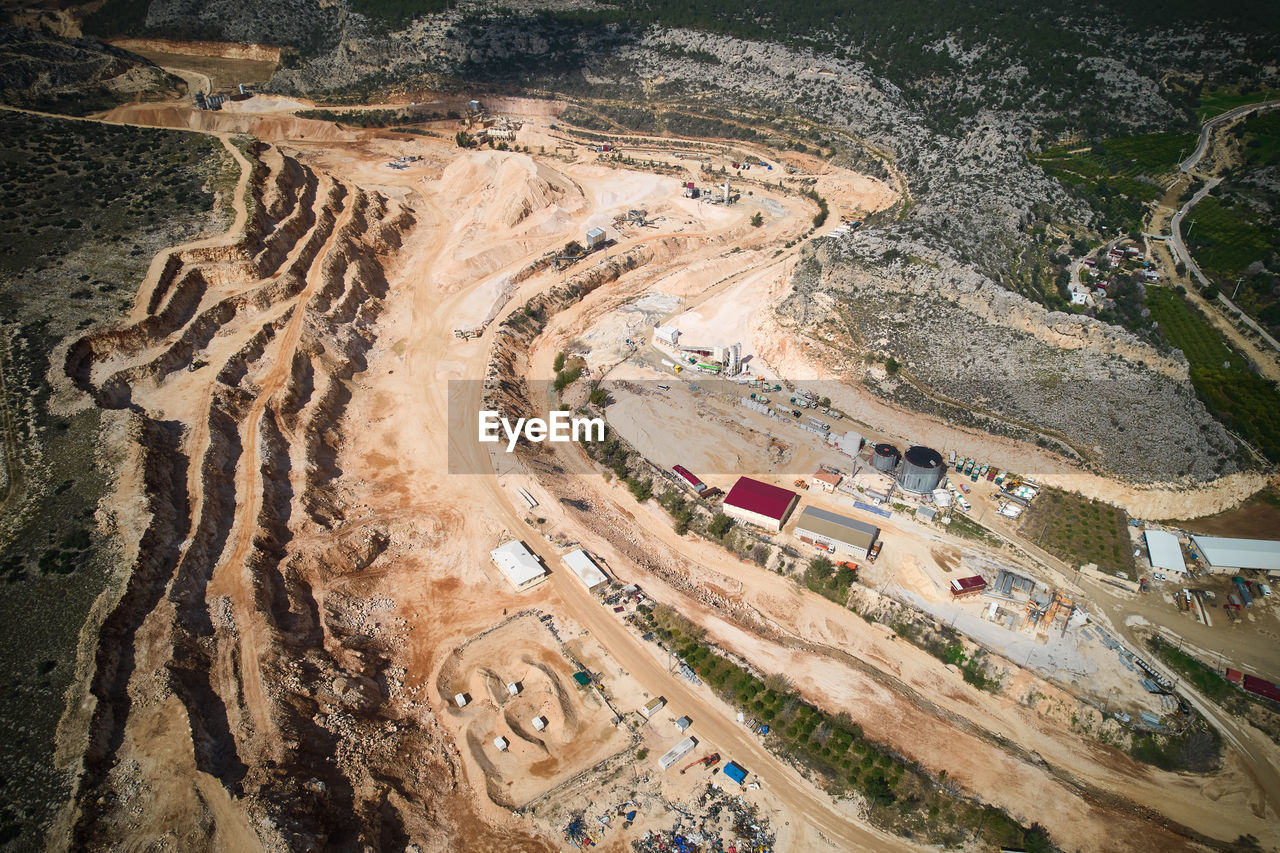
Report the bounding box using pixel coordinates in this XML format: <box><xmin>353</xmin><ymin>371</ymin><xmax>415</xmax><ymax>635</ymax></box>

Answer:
<box><xmin>723</xmin><ymin>477</ymin><xmax>799</xmax><ymax>532</ymax></box>
<box><xmin>950</xmin><ymin>575</ymin><xmax>986</xmax><ymax>598</ymax></box>
<box><xmin>563</xmin><ymin>548</ymin><xmax>608</xmax><ymax>592</ymax></box>
<box><xmin>794</xmin><ymin>506</ymin><xmax>880</xmax><ymax>558</ymax></box>
<box><xmin>1190</xmin><ymin>535</ymin><xmax>1280</xmax><ymax>573</ymax></box>
<box><xmin>490</xmin><ymin>540</ymin><xmax>549</xmax><ymax>591</ymax></box>
<box><xmin>1144</xmin><ymin>530</ymin><xmax>1187</xmax><ymax>574</ymax></box>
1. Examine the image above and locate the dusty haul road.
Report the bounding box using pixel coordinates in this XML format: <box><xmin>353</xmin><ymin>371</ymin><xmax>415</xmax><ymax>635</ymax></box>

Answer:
<box><xmin>45</xmin><ymin>86</ymin><xmax>1280</xmax><ymax>852</ymax></box>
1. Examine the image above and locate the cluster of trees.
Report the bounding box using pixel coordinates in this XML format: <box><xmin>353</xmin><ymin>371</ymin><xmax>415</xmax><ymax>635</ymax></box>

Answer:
<box><xmin>637</xmin><ymin>604</ymin><xmax>1052</xmax><ymax>848</ymax></box>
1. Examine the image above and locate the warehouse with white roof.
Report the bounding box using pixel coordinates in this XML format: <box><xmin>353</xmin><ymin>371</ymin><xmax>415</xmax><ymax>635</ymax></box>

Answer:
<box><xmin>490</xmin><ymin>540</ymin><xmax>549</xmax><ymax>591</ymax></box>
<box><xmin>1144</xmin><ymin>529</ymin><xmax>1187</xmax><ymax>575</ymax></box>
<box><xmin>563</xmin><ymin>548</ymin><xmax>609</xmax><ymax>592</ymax></box>
<box><xmin>1190</xmin><ymin>535</ymin><xmax>1280</xmax><ymax>574</ymax></box>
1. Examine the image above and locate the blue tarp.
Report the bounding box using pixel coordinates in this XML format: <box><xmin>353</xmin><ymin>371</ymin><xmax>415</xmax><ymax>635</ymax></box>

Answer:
<box><xmin>853</xmin><ymin>500</ymin><xmax>892</xmax><ymax>519</ymax></box>
<box><xmin>723</xmin><ymin>761</ymin><xmax>748</xmax><ymax>784</ymax></box>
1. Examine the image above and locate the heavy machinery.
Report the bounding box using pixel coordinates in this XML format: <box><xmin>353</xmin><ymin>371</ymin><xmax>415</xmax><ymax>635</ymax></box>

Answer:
<box><xmin>793</xmin><ymin>479</ymin><xmax>809</xmax><ymax>490</ymax></box>
<box><xmin>679</xmin><ymin>752</ymin><xmax>720</xmax><ymax>774</ymax></box>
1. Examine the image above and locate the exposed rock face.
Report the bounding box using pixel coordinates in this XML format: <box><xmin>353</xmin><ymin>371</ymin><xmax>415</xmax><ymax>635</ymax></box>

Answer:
<box><xmin>782</xmin><ymin>238</ymin><xmax>1244</xmax><ymax>483</ymax></box>
<box><xmin>54</xmin><ymin>142</ymin><xmax>471</xmax><ymax>850</ymax></box>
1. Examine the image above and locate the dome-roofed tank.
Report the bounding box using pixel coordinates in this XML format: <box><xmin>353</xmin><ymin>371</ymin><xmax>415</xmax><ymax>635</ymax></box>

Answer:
<box><xmin>899</xmin><ymin>445</ymin><xmax>945</xmax><ymax>494</ymax></box>
<box><xmin>871</xmin><ymin>443</ymin><xmax>900</xmax><ymax>472</ymax></box>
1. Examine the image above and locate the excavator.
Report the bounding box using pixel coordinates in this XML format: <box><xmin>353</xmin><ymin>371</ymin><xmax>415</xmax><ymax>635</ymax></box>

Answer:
<box><xmin>679</xmin><ymin>752</ymin><xmax>720</xmax><ymax>774</ymax></box>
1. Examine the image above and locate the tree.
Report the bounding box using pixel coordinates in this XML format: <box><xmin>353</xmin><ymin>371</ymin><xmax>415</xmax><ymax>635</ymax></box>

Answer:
<box><xmin>750</xmin><ymin>211</ymin><xmax>764</xmax><ymax>227</ymax></box>
<box><xmin>807</xmin><ymin>555</ymin><xmax>834</xmax><ymax>580</ymax></box>
<box><xmin>553</xmin><ymin>351</ymin><xmax>566</xmax><ymax>372</ymax></box>
<box><xmin>628</xmin><ymin>477</ymin><xmax>653</xmax><ymax>502</ymax></box>
<box><xmin>708</xmin><ymin>513</ymin><xmax>733</xmax><ymax>539</ymax></box>
<box><xmin>454</xmin><ymin>131</ymin><xmax>473</xmax><ymax>148</ymax></box>
<box><xmin>588</xmin><ymin>386</ymin><xmax>608</xmax><ymax>407</ymax></box>
<box><xmin>884</xmin><ymin>356</ymin><xmax>900</xmax><ymax>374</ymax></box>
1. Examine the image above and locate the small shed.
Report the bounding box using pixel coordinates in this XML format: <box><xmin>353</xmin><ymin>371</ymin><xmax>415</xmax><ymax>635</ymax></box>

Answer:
<box><xmin>641</xmin><ymin>697</ymin><xmax>666</xmax><ymax>718</ymax></box>
<box><xmin>531</xmin><ymin>716</ymin><xmax>547</xmax><ymax>732</ymax></box>
<box><xmin>674</xmin><ymin>716</ymin><xmax>692</xmax><ymax>732</ymax></box>
<box><xmin>507</xmin><ymin>682</ymin><xmax>521</xmax><ymax>696</ymax></box>
<box><xmin>454</xmin><ymin>693</ymin><xmax>469</xmax><ymax>708</ymax></box>
<box><xmin>494</xmin><ymin>736</ymin><xmax>509</xmax><ymax>751</ymax></box>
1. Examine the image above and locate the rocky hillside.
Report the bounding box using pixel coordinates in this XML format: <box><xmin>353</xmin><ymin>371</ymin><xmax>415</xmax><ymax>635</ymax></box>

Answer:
<box><xmin>0</xmin><ymin>23</ymin><xmax>183</xmax><ymax>114</ymax></box>
<box><xmin>782</xmin><ymin>238</ymin><xmax>1244</xmax><ymax>483</ymax></box>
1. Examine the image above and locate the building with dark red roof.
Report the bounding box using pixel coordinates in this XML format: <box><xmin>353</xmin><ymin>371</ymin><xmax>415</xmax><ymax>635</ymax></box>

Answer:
<box><xmin>723</xmin><ymin>477</ymin><xmax>798</xmax><ymax>532</ymax></box>
<box><xmin>672</xmin><ymin>464</ymin><xmax>707</xmax><ymax>493</ymax></box>
<box><xmin>1243</xmin><ymin>675</ymin><xmax>1280</xmax><ymax>703</ymax></box>
<box><xmin>949</xmin><ymin>575</ymin><xmax>987</xmax><ymax>599</ymax></box>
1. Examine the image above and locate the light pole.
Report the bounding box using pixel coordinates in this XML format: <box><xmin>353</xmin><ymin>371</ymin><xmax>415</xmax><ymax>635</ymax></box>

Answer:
<box><xmin>1232</xmin><ymin>276</ymin><xmax>1244</xmax><ymax>300</ymax></box>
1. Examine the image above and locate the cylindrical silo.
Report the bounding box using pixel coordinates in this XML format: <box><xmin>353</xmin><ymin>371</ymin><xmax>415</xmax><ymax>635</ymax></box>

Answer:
<box><xmin>871</xmin><ymin>443</ymin><xmax>899</xmax><ymax>472</ymax></box>
<box><xmin>899</xmin><ymin>445</ymin><xmax>945</xmax><ymax>494</ymax></box>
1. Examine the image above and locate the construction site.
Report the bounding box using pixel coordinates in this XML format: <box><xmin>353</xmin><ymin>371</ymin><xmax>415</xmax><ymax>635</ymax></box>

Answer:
<box><xmin>23</xmin><ymin>45</ymin><xmax>1280</xmax><ymax>853</ymax></box>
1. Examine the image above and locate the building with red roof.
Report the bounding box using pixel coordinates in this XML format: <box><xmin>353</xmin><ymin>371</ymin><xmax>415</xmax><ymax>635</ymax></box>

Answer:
<box><xmin>723</xmin><ymin>477</ymin><xmax>798</xmax><ymax>532</ymax></box>
<box><xmin>949</xmin><ymin>575</ymin><xmax>987</xmax><ymax>599</ymax></box>
<box><xmin>672</xmin><ymin>464</ymin><xmax>707</xmax><ymax>493</ymax></box>
<box><xmin>1243</xmin><ymin>675</ymin><xmax>1280</xmax><ymax>703</ymax></box>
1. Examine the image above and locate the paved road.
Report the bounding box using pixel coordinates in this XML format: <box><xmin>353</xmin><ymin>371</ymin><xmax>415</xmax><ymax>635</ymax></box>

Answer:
<box><xmin>1179</xmin><ymin>99</ymin><xmax>1280</xmax><ymax>173</ymax></box>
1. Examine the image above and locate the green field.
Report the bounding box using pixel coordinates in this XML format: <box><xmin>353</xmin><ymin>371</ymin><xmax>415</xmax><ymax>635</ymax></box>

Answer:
<box><xmin>1019</xmin><ymin>487</ymin><xmax>1135</xmax><ymax>578</ymax></box>
<box><xmin>1033</xmin><ymin>132</ymin><xmax>1194</xmax><ymax>233</ymax></box>
<box><xmin>1184</xmin><ymin>197</ymin><xmax>1271</xmax><ymax>281</ymax></box>
<box><xmin>1146</xmin><ymin>288</ymin><xmax>1280</xmax><ymax>463</ymax></box>
<box><xmin>1196</xmin><ymin>86</ymin><xmax>1280</xmax><ymax>122</ymax></box>
<box><xmin>1238</xmin><ymin>110</ymin><xmax>1280</xmax><ymax>168</ymax></box>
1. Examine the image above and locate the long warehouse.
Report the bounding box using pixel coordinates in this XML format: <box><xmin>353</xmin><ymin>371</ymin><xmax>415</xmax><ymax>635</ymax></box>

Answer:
<box><xmin>793</xmin><ymin>506</ymin><xmax>880</xmax><ymax>558</ymax></box>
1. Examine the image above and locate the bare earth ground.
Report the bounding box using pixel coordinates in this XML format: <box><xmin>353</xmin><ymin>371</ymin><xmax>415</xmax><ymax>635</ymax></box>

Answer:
<box><xmin>43</xmin><ymin>72</ymin><xmax>1280</xmax><ymax>853</ymax></box>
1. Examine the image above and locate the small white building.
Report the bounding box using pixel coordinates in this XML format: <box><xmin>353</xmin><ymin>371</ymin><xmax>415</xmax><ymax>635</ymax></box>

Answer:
<box><xmin>641</xmin><ymin>697</ymin><xmax>666</xmax><ymax>718</ymax></box>
<box><xmin>454</xmin><ymin>693</ymin><xmax>469</xmax><ymax>708</ymax></box>
<box><xmin>490</xmin><ymin>540</ymin><xmax>549</xmax><ymax>591</ymax></box>
<box><xmin>654</xmin><ymin>325</ymin><xmax>680</xmax><ymax>346</ymax></box>
<box><xmin>563</xmin><ymin>549</ymin><xmax>609</xmax><ymax>592</ymax></box>
<box><xmin>658</xmin><ymin>736</ymin><xmax>697</xmax><ymax>771</ymax></box>
<box><xmin>828</xmin><ymin>430</ymin><xmax>863</xmax><ymax>457</ymax></box>
<box><xmin>586</xmin><ymin>227</ymin><xmax>607</xmax><ymax>250</ymax></box>
<box><xmin>532</xmin><ymin>716</ymin><xmax>548</xmax><ymax>732</ymax></box>
<box><xmin>494</xmin><ymin>736</ymin><xmax>509</xmax><ymax>751</ymax></box>
<box><xmin>507</xmin><ymin>682</ymin><xmax>521</xmax><ymax>696</ymax></box>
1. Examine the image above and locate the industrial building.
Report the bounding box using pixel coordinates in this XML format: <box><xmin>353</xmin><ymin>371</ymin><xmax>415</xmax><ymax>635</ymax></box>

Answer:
<box><xmin>723</xmin><ymin>477</ymin><xmax>799</xmax><ymax>532</ymax></box>
<box><xmin>672</xmin><ymin>464</ymin><xmax>707</xmax><ymax>493</ymax></box>
<box><xmin>586</xmin><ymin>227</ymin><xmax>607</xmax><ymax>251</ymax></box>
<box><xmin>1190</xmin><ymin>535</ymin><xmax>1280</xmax><ymax>573</ymax></box>
<box><xmin>950</xmin><ymin>576</ymin><xmax>987</xmax><ymax>599</ymax></box>
<box><xmin>812</xmin><ymin>469</ymin><xmax>842</xmax><ymax>492</ymax></box>
<box><xmin>828</xmin><ymin>431</ymin><xmax>863</xmax><ymax>457</ymax></box>
<box><xmin>793</xmin><ymin>506</ymin><xmax>880</xmax><ymax>558</ymax></box>
<box><xmin>1144</xmin><ymin>530</ymin><xmax>1188</xmax><ymax>575</ymax></box>
<box><xmin>898</xmin><ymin>446</ymin><xmax>945</xmax><ymax>494</ymax></box>
<box><xmin>871</xmin><ymin>443</ymin><xmax>900</xmax><ymax>472</ymax></box>
<box><xmin>489</xmin><ymin>540</ymin><xmax>549</xmax><ymax>591</ymax></box>
<box><xmin>563</xmin><ymin>549</ymin><xmax>609</xmax><ymax>592</ymax></box>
